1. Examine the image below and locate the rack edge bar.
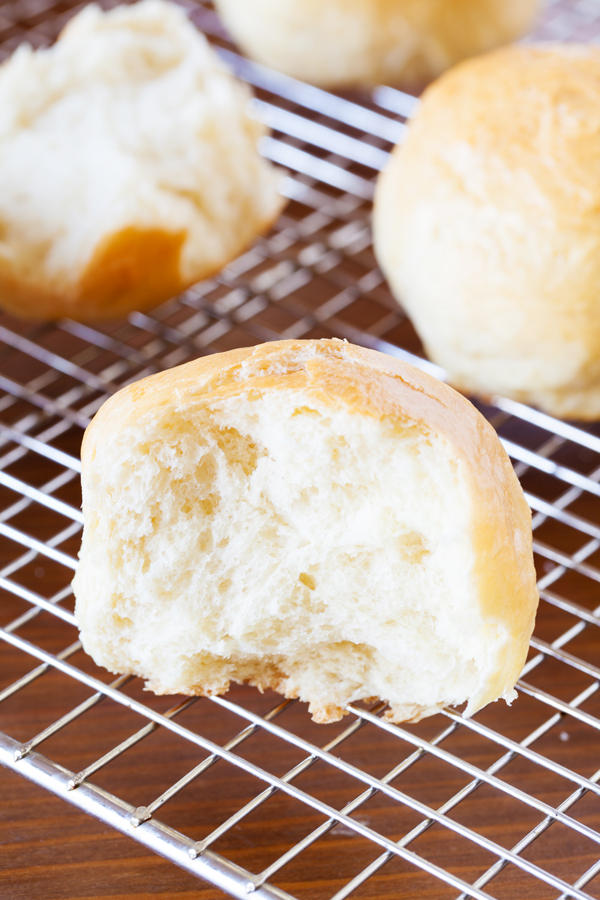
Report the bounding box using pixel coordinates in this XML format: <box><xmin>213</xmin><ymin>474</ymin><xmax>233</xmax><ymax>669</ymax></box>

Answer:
<box><xmin>0</xmin><ymin>730</ymin><xmax>295</xmax><ymax>900</ymax></box>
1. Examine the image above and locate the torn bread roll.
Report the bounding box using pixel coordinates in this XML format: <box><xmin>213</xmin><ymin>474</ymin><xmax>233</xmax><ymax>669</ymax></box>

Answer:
<box><xmin>73</xmin><ymin>339</ymin><xmax>538</xmax><ymax>724</ymax></box>
<box><xmin>214</xmin><ymin>0</ymin><xmax>540</xmax><ymax>90</ymax></box>
<box><xmin>0</xmin><ymin>0</ymin><xmax>283</xmax><ymax>321</ymax></box>
<box><xmin>374</xmin><ymin>44</ymin><xmax>600</xmax><ymax>420</ymax></box>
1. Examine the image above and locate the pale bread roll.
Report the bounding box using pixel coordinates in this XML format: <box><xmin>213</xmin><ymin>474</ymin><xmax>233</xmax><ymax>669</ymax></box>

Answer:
<box><xmin>0</xmin><ymin>0</ymin><xmax>284</xmax><ymax>321</ymax></box>
<box><xmin>214</xmin><ymin>0</ymin><xmax>540</xmax><ymax>90</ymax></box>
<box><xmin>374</xmin><ymin>44</ymin><xmax>600</xmax><ymax>420</ymax></box>
<box><xmin>73</xmin><ymin>339</ymin><xmax>538</xmax><ymax>724</ymax></box>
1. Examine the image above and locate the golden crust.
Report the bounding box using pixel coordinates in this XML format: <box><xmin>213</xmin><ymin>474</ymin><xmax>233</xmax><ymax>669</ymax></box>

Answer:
<box><xmin>0</xmin><ymin>200</ymin><xmax>282</xmax><ymax>321</ymax></box>
<box><xmin>374</xmin><ymin>44</ymin><xmax>600</xmax><ymax>420</ymax></box>
<box><xmin>398</xmin><ymin>43</ymin><xmax>600</xmax><ymax>213</ymax></box>
<box><xmin>0</xmin><ymin>227</ymin><xmax>186</xmax><ymax>321</ymax></box>
<box><xmin>83</xmin><ymin>339</ymin><xmax>538</xmax><ymax>718</ymax></box>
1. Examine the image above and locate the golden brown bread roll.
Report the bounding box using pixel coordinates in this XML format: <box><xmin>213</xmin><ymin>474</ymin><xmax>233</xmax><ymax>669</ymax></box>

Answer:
<box><xmin>214</xmin><ymin>0</ymin><xmax>540</xmax><ymax>90</ymax></box>
<box><xmin>73</xmin><ymin>339</ymin><xmax>538</xmax><ymax>724</ymax></box>
<box><xmin>0</xmin><ymin>0</ymin><xmax>284</xmax><ymax>321</ymax></box>
<box><xmin>374</xmin><ymin>44</ymin><xmax>600</xmax><ymax>420</ymax></box>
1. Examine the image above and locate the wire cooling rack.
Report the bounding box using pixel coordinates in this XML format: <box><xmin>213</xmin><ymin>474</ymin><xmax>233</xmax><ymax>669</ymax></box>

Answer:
<box><xmin>3</xmin><ymin>0</ymin><xmax>600</xmax><ymax>898</ymax></box>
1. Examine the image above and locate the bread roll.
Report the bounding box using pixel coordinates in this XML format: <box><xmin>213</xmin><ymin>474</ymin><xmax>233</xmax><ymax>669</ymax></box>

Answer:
<box><xmin>73</xmin><ymin>339</ymin><xmax>538</xmax><ymax>724</ymax></box>
<box><xmin>374</xmin><ymin>44</ymin><xmax>600</xmax><ymax>420</ymax></box>
<box><xmin>214</xmin><ymin>0</ymin><xmax>540</xmax><ymax>90</ymax></box>
<box><xmin>0</xmin><ymin>0</ymin><xmax>283</xmax><ymax>321</ymax></box>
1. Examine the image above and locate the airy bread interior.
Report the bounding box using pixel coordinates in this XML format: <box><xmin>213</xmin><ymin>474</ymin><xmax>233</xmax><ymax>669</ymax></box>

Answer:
<box><xmin>0</xmin><ymin>0</ymin><xmax>283</xmax><ymax>318</ymax></box>
<box><xmin>74</xmin><ymin>343</ymin><xmax>526</xmax><ymax>723</ymax></box>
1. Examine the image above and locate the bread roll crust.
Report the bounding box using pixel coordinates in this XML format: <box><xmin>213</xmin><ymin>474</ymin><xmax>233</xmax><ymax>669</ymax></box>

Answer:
<box><xmin>374</xmin><ymin>44</ymin><xmax>600</xmax><ymax>419</ymax></box>
<box><xmin>0</xmin><ymin>0</ymin><xmax>284</xmax><ymax>321</ymax></box>
<box><xmin>215</xmin><ymin>0</ymin><xmax>540</xmax><ymax>89</ymax></box>
<box><xmin>74</xmin><ymin>340</ymin><xmax>537</xmax><ymax>723</ymax></box>
<box><xmin>0</xmin><ymin>226</ymin><xmax>186</xmax><ymax>320</ymax></box>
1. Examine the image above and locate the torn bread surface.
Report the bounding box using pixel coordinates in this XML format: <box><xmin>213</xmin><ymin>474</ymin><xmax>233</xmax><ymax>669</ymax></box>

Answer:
<box><xmin>0</xmin><ymin>0</ymin><xmax>283</xmax><ymax>319</ymax></box>
<box><xmin>73</xmin><ymin>340</ymin><xmax>538</xmax><ymax>723</ymax></box>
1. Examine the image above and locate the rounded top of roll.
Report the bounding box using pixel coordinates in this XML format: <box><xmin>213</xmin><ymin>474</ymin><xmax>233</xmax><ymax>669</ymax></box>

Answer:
<box><xmin>408</xmin><ymin>44</ymin><xmax>600</xmax><ymax>216</ymax></box>
<box><xmin>214</xmin><ymin>0</ymin><xmax>541</xmax><ymax>90</ymax></box>
<box><xmin>374</xmin><ymin>45</ymin><xmax>600</xmax><ymax>419</ymax></box>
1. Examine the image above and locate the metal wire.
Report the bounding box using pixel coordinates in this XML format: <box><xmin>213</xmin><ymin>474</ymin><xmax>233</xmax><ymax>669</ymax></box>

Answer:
<box><xmin>2</xmin><ymin>0</ymin><xmax>600</xmax><ymax>898</ymax></box>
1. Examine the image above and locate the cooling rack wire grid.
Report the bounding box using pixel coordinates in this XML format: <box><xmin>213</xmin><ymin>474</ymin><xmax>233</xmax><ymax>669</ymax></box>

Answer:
<box><xmin>2</xmin><ymin>0</ymin><xmax>600</xmax><ymax>898</ymax></box>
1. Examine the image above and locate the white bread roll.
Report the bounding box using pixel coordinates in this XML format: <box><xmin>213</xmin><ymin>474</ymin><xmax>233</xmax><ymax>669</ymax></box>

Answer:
<box><xmin>73</xmin><ymin>339</ymin><xmax>538</xmax><ymax>724</ymax></box>
<box><xmin>374</xmin><ymin>45</ymin><xmax>600</xmax><ymax>420</ymax></box>
<box><xmin>214</xmin><ymin>0</ymin><xmax>540</xmax><ymax>90</ymax></box>
<box><xmin>0</xmin><ymin>0</ymin><xmax>283</xmax><ymax>321</ymax></box>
